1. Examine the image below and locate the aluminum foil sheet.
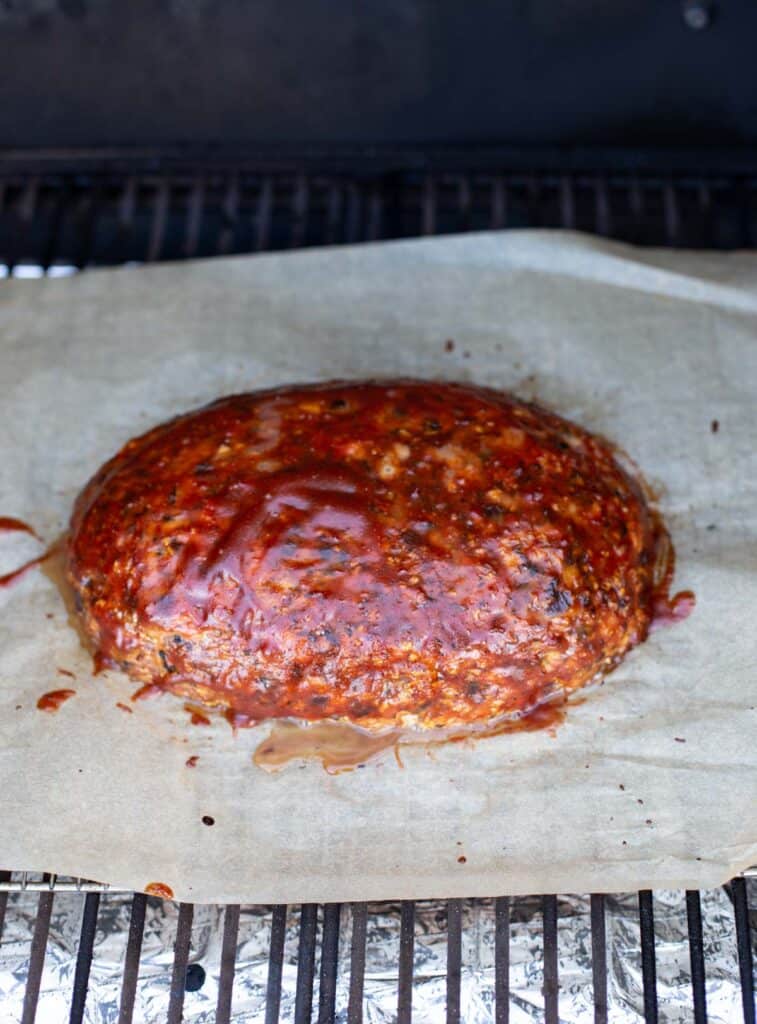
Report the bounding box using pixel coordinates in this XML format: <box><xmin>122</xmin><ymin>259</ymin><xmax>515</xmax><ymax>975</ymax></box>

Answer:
<box><xmin>0</xmin><ymin>881</ymin><xmax>754</xmax><ymax>1022</ymax></box>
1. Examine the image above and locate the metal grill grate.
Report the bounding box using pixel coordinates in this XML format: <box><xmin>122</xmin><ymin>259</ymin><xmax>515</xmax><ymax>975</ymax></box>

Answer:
<box><xmin>0</xmin><ymin>148</ymin><xmax>755</xmax><ymax>1022</ymax></box>
<box><xmin>0</xmin><ymin>875</ymin><xmax>753</xmax><ymax>1022</ymax></box>
<box><xmin>1</xmin><ymin>150</ymin><xmax>757</xmax><ymax>273</ymax></box>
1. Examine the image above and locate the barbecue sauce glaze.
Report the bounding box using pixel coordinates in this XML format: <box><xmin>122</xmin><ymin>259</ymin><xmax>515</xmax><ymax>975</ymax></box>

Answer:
<box><xmin>36</xmin><ymin>689</ymin><xmax>76</xmax><ymax>712</ymax></box>
<box><xmin>65</xmin><ymin>380</ymin><xmax>693</xmax><ymax>733</ymax></box>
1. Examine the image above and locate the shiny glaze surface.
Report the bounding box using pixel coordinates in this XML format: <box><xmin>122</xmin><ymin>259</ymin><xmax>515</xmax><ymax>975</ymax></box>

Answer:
<box><xmin>67</xmin><ymin>380</ymin><xmax>680</xmax><ymax>730</ymax></box>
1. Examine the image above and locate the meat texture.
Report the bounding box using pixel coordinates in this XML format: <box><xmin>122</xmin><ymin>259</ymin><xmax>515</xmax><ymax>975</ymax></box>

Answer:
<box><xmin>67</xmin><ymin>380</ymin><xmax>663</xmax><ymax>729</ymax></box>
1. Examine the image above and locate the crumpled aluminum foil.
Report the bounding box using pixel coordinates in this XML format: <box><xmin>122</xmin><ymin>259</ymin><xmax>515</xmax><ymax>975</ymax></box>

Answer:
<box><xmin>0</xmin><ymin>881</ymin><xmax>753</xmax><ymax>1022</ymax></box>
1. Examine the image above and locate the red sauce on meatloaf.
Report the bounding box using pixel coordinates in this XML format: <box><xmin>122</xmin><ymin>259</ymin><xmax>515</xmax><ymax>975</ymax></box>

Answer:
<box><xmin>66</xmin><ymin>379</ymin><xmax>685</xmax><ymax>729</ymax></box>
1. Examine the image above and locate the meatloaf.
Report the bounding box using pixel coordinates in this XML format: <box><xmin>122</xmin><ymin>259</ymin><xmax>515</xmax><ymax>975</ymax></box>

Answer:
<box><xmin>67</xmin><ymin>379</ymin><xmax>664</xmax><ymax>729</ymax></box>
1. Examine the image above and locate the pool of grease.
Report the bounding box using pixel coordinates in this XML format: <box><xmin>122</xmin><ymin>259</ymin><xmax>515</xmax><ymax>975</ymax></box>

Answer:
<box><xmin>253</xmin><ymin>700</ymin><xmax>567</xmax><ymax>773</ymax></box>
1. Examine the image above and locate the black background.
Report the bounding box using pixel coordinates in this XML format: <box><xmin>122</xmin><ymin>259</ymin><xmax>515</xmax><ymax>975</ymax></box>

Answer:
<box><xmin>1</xmin><ymin>0</ymin><xmax>756</xmax><ymax>148</ymax></box>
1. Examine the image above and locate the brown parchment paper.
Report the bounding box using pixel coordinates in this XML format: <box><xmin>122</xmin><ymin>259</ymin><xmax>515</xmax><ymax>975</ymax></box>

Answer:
<box><xmin>0</xmin><ymin>230</ymin><xmax>755</xmax><ymax>904</ymax></box>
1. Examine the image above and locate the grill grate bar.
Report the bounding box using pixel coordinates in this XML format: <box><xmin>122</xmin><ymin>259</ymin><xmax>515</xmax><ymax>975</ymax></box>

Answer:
<box><xmin>2</xmin><ymin>180</ymin><xmax>20</xmax><ymax>274</ymax></box>
<box><xmin>254</xmin><ymin>178</ymin><xmax>273</xmax><ymax>252</ymax></box>
<box><xmin>184</xmin><ymin>176</ymin><xmax>205</xmax><ymax>258</ymax></box>
<box><xmin>422</xmin><ymin>176</ymin><xmax>436</xmax><ymax>236</ymax></box>
<box><xmin>216</xmin><ymin>174</ymin><xmax>240</xmax><ymax>256</ymax></box>
<box><xmin>289</xmin><ymin>174</ymin><xmax>309</xmax><ymax>249</ymax></box>
<box><xmin>628</xmin><ymin>178</ymin><xmax>644</xmax><ymax>245</ymax></box>
<box><xmin>13</xmin><ymin>178</ymin><xmax>40</xmax><ymax>276</ymax></box>
<box><xmin>216</xmin><ymin>903</ymin><xmax>241</xmax><ymax>1024</ymax></box>
<box><xmin>590</xmin><ymin>894</ymin><xmax>608</xmax><ymax>1024</ymax></box>
<box><xmin>685</xmin><ymin>889</ymin><xmax>708</xmax><ymax>1024</ymax></box>
<box><xmin>543</xmin><ymin>894</ymin><xmax>559</xmax><ymax>1024</ymax></box>
<box><xmin>446</xmin><ymin>899</ymin><xmax>463</xmax><ymax>1024</ymax></box>
<box><xmin>318</xmin><ymin>902</ymin><xmax>341</xmax><ymax>1024</ymax></box>
<box><xmin>639</xmin><ymin>891</ymin><xmax>659</xmax><ymax>1024</ymax></box>
<box><xmin>702</xmin><ymin>183</ymin><xmax>716</xmax><ymax>247</ymax></box>
<box><xmin>491</xmin><ymin>177</ymin><xmax>507</xmax><ymax>229</ymax></box>
<box><xmin>294</xmin><ymin>903</ymin><xmax>318</xmax><ymax>1024</ymax></box>
<box><xmin>397</xmin><ymin>900</ymin><xmax>415</xmax><ymax>1024</ymax></box>
<box><xmin>325</xmin><ymin>183</ymin><xmax>343</xmax><ymax>246</ymax></box>
<box><xmin>664</xmin><ymin>183</ymin><xmax>680</xmax><ymax>246</ymax></box>
<box><xmin>3</xmin><ymin>167</ymin><xmax>757</xmax><ymax>268</ymax></box>
<box><xmin>366</xmin><ymin>188</ymin><xmax>383</xmax><ymax>241</ymax></box>
<box><xmin>118</xmin><ymin>894</ymin><xmax>147</xmax><ymax>1024</ymax></box>
<box><xmin>495</xmin><ymin>896</ymin><xmax>510</xmax><ymax>1024</ymax></box>
<box><xmin>21</xmin><ymin>889</ymin><xmax>54</xmax><ymax>1024</ymax></box>
<box><xmin>345</xmin><ymin>183</ymin><xmax>362</xmax><ymax>244</ymax></box>
<box><xmin>69</xmin><ymin>891</ymin><xmax>101</xmax><ymax>1024</ymax></box>
<box><xmin>118</xmin><ymin>176</ymin><xmax>137</xmax><ymax>230</ymax></box>
<box><xmin>527</xmin><ymin>177</ymin><xmax>542</xmax><ymax>229</ymax></box>
<box><xmin>147</xmin><ymin>181</ymin><xmax>169</xmax><ymax>262</ymax></box>
<box><xmin>560</xmin><ymin>177</ymin><xmax>575</xmax><ymax>230</ymax></box>
<box><xmin>732</xmin><ymin>877</ymin><xmax>756</xmax><ymax>1024</ymax></box>
<box><xmin>39</xmin><ymin>181</ymin><xmax>69</xmax><ymax>271</ymax></box>
<box><xmin>457</xmin><ymin>176</ymin><xmax>472</xmax><ymax>232</ymax></box>
<box><xmin>347</xmin><ymin>902</ymin><xmax>368</xmax><ymax>1024</ymax></box>
<box><xmin>167</xmin><ymin>902</ymin><xmax>194</xmax><ymax>1024</ymax></box>
<box><xmin>0</xmin><ymin>869</ymin><xmax>12</xmax><ymax>941</ymax></box>
<box><xmin>115</xmin><ymin>176</ymin><xmax>138</xmax><ymax>266</ymax></box>
<box><xmin>594</xmin><ymin>177</ymin><xmax>611</xmax><ymax>237</ymax></box>
<box><xmin>72</xmin><ymin>186</ymin><xmax>101</xmax><ymax>270</ymax></box>
<box><xmin>265</xmin><ymin>904</ymin><xmax>288</xmax><ymax>1024</ymax></box>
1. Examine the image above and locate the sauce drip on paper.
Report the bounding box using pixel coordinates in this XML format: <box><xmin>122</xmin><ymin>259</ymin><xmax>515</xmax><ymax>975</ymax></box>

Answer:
<box><xmin>0</xmin><ymin>517</ymin><xmax>41</xmax><ymax>541</ymax></box>
<box><xmin>37</xmin><ymin>689</ymin><xmax>76</xmax><ymax>712</ymax></box>
<box><xmin>131</xmin><ymin>683</ymin><xmax>163</xmax><ymax>702</ymax></box>
<box><xmin>0</xmin><ymin>518</ymin><xmax>57</xmax><ymax>589</ymax></box>
<box><xmin>185</xmin><ymin>704</ymin><xmax>211</xmax><ymax>727</ymax></box>
<box><xmin>0</xmin><ymin>552</ymin><xmax>54</xmax><ymax>589</ymax></box>
<box><xmin>649</xmin><ymin>524</ymin><xmax>696</xmax><ymax>631</ymax></box>
<box><xmin>651</xmin><ymin>589</ymin><xmax>696</xmax><ymax>629</ymax></box>
<box><xmin>144</xmin><ymin>882</ymin><xmax>174</xmax><ymax>900</ymax></box>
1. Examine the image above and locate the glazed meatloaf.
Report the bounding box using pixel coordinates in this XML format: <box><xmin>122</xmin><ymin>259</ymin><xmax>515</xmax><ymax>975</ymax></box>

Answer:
<box><xmin>67</xmin><ymin>380</ymin><xmax>663</xmax><ymax>730</ymax></box>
